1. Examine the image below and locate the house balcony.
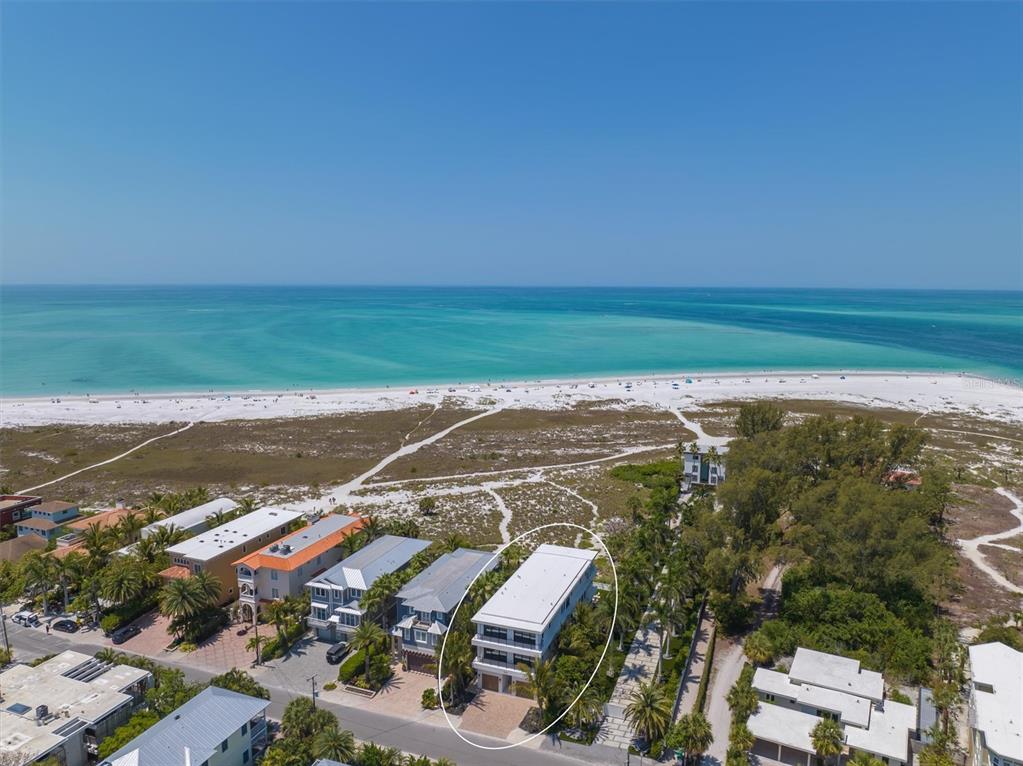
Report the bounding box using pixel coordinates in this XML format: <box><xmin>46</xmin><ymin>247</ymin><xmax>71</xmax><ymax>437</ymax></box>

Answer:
<box><xmin>472</xmin><ymin>657</ymin><xmax>528</xmax><ymax>682</ymax></box>
<box><xmin>471</xmin><ymin>634</ymin><xmax>541</xmax><ymax>657</ymax></box>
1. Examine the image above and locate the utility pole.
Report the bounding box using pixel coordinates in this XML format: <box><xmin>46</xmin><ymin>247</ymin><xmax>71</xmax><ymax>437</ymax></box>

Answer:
<box><xmin>307</xmin><ymin>674</ymin><xmax>318</xmax><ymax>708</ymax></box>
<box><xmin>0</xmin><ymin>603</ymin><xmax>10</xmax><ymax>656</ymax></box>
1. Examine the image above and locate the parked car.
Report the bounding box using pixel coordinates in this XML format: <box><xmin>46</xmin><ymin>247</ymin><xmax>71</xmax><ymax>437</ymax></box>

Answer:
<box><xmin>325</xmin><ymin>642</ymin><xmax>350</xmax><ymax>665</ymax></box>
<box><xmin>11</xmin><ymin>611</ymin><xmax>40</xmax><ymax>627</ymax></box>
<box><xmin>51</xmin><ymin>619</ymin><xmax>79</xmax><ymax>633</ymax></box>
<box><xmin>110</xmin><ymin>624</ymin><xmax>142</xmax><ymax>644</ymax></box>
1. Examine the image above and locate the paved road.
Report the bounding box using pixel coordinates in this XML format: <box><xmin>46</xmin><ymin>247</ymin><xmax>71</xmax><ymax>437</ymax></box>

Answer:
<box><xmin>1</xmin><ymin>621</ymin><xmax>598</xmax><ymax>766</ymax></box>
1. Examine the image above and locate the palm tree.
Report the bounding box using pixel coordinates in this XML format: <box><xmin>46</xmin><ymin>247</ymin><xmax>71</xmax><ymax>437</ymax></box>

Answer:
<box><xmin>246</xmin><ymin>633</ymin><xmax>268</xmax><ymax>665</ymax></box>
<box><xmin>141</xmin><ymin>505</ymin><xmax>164</xmax><ymax>525</ymax></box>
<box><xmin>726</xmin><ymin>679</ymin><xmax>759</xmax><ymax>721</ymax></box>
<box><xmin>150</xmin><ymin>524</ymin><xmax>188</xmax><ymax>550</ymax></box>
<box><xmin>205</xmin><ymin>510</ymin><xmax>230</xmax><ymax>528</ymax></box>
<box><xmin>565</xmin><ymin>684</ymin><xmax>603</xmax><ymax>731</ymax></box>
<box><xmin>439</xmin><ymin>532</ymin><xmax>469</xmax><ymax>554</ymax></box>
<box><xmin>625</xmin><ymin>681</ymin><xmax>672</xmax><ymax>752</ymax></box>
<box><xmin>438</xmin><ymin>631</ymin><xmax>475</xmax><ymax>703</ymax></box>
<box><xmin>350</xmin><ymin>621</ymin><xmax>387</xmax><ymax>680</ymax></box>
<box><xmin>671</xmin><ymin>711</ymin><xmax>714</xmax><ymax>765</ymax></box>
<box><xmin>116</xmin><ymin>512</ymin><xmax>144</xmax><ymax>545</ymax></box>
<box><xmin>810</xmin><ymin>718</ymin><xmax>844</xmax><ymax>766</ymax></box>
<box><xmin>744</xmin><ymin>631</ymin><xmax>773</xmax><ymax>666</ymax></box>
<box><xmin>191</xmin><ymin>570</ymin><xmax>222</xmax><ymax>605</ymax></box>
<box><xmin>80</xmin><ymin>523</ymin><xmax>113</xmax><ymax>569</ymax></box>
<box><xmin>362</xmin><ymin>515</ymin><xmax>382</xmax><ymax>541</ymax></box>
<box><xmin>102</xmin><ymin>558</ymin><xmax>146</xmax><ymax>605</ymax></box>
<box><xmin>23</xmin><ymin>552</ymin><xmax>55</xmax><ymax>614</ymax></box>
<box><xmin>517</xmin><ymin>657</ymin><xmax>559</xmax><ymax>721</ymax></box>
<box><xmin>312</xmin><ymin>727</ymin><xmax>356</xmax><ymax>762</ymax></box>
<box><xmin>159</xmin><ymin>578</ymin><xmax>207</xmax><ymax>623</ymax></box>
<box><xmin>730</xmin><ymin>721</ymin><xmax>754</xmax><ymax>753</ymax></box>
<box><xmin>237</xmin><ymin>497</ymin><xmax>257</xmax><ymax>515</ymax></box>
<box><xmin>263</xmin><ymin>600</ymin><xmax>295</xmax><ymax>650</ymax></box>
<box><xmin>133</xmin><ymin>537</ymin><xmax>162</xmax><ymax>564</ymax></box>
<box><xmin>53</xmin><ymin>552</ymin><xmax>86</xmax><ymax>614</ymax></box>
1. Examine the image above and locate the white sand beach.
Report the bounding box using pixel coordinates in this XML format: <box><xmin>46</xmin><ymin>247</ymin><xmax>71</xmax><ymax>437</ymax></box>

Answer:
<box><xmin>2</xmin><ymin>371</ymin><xmax>1020</xmax><ymax>427</ymax></box>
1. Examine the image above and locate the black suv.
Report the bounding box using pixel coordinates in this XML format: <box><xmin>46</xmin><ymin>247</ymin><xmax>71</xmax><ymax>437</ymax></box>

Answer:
<box><xmin>326</xmin><ymin>642</ymin><xmax>349</xmax><ymax>664</ymax></box>
<box><xmin>110</xmin><ymin>624</ymin><xmax>142</xmax><ymax>644</ymax></box>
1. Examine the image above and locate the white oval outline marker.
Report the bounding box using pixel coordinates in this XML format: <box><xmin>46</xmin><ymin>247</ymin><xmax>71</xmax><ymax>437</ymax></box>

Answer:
<box><xmin>436</xmin><ymin>521</ymin><xmax>619</xmax><ymax>751</ymax></box>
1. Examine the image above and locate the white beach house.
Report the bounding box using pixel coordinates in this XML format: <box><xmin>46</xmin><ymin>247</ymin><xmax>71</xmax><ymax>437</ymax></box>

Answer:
<box><xmin>471</xmin><ymin>544</ymin><xmax>597</xmax><ymax>694</ymax></box>
<box><xmin>681</xmin><ymin>443</ymin><xmax>727</xmax><ymax>489</ymax></box>
<box><xmin>968</xmin><ymin>642</ymin><xmax>1022</xmax><ymax>766</ymax></box>
<box><xmin>748</xmin><ymin>647</ymin><xmax>917</xmax><ymax>766</ymax></box>
<box><xmin>391</xmin><ymin>547</ymin><xmax>496</xmax><ymax>672</ymax></box>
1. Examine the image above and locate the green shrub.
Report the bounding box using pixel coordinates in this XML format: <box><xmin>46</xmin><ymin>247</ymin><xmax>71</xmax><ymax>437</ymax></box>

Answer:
<box><xmin>322</xmin><ymin>681</ymin><xmax>337</xmax><ymax>691</ymax></box>
<box><xmin>338</xmin><ymin>649</ymin><xmax>366</xmax><ymax>683</ymax></box>
<box><xmin>178</xmin><ymin>642</ymin><xmax>197</xmax><ymax>653</ymax></box>
<box><xmin>695</xmin><ymin>625</ymin><xmax>716</xmax><ymax>712</ymax></box>
<box><xmin>0</xmin><ymin>648</ymin><xmax>11</xmax><ymax>666</ymax></box>
<box><xmin>100</xmin><ymin>614</ymin><xmax>121</xmax><ymax>635</ymax></box>
<box><xmin>421</xmin><ymin>688</ymin><xmax>439</xmax><ymax>709</ymax></box>
<box><xmin>888</xmin><ymin>688</ymin><xmax>912</xmax><ymax>705</ymax></box>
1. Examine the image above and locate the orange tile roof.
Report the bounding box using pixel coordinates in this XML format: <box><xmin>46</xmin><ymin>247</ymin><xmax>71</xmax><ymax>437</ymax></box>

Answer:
<box><xmin>159</xmin><ymin>565</ymin><xmax>191</xmax><ymax>580</ymax></box>
<box><xmin>65</xmin><ymin>508</ymin><xmax>138</xmax><ymax>532</ymax></box>
<box><xmin>233</xmin><ymin>515</ymin><xmax>365</xmax><ymax>572</ymax></box>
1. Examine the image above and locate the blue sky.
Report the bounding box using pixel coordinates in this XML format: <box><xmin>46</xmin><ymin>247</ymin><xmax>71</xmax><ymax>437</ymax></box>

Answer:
<box><xmin>2</xmin><ymin>1</ymin><xmax>1020</xmax><ymax>289</ymax></box>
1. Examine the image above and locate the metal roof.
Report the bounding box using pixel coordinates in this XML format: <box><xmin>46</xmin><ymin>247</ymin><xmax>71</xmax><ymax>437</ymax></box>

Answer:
<box><xmin>165</xmin><ymin>506</ymin><xmax>302</xmax><ymax>562</ymax></box>
<box><xmin>395</xmin><ymin>548</ymin><xmax>495</xmax><ymax>614</ymax></box>
<box><xmin>100</xmin><ymin>687</ymin><xmax>269</xmax><ymax>766</ymax></box>
<box><xmin>308</xmin><ymin>535</ymin><xmax>431</xmax><ymax>591</ymax></box>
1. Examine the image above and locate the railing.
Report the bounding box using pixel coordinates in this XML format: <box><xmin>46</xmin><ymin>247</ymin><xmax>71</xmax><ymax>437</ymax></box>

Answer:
<box><xmin>472</xmin><ymin>632</ymin><xmax>539</xmax><ymax>650</ymax></box>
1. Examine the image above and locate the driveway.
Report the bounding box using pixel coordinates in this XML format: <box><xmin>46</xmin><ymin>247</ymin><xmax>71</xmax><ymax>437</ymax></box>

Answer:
<box><xmin>253</xmin><ymin>635</ymin><xmax>335</xmax><ymax>697</ymax></box>
<box><xmin>369</xmin><ymin>666</ymin><xmax>436</xmax><ymax>717</ymax></box>
<box><xmin>459</xmin><ymin>690</ymin><xmax>535</xmax><ymax>740</ymax></box>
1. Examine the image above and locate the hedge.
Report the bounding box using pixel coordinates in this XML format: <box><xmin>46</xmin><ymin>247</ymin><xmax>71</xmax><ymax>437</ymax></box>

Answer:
<box><xmin>338</xmin><ymin>649</ymin><xmax>366</xmax><ymax>683</ymax></box>
<box><xmin>694</xmin><ymin>624</ymin><xmax>716</xmax><ymax>712</ymax></box>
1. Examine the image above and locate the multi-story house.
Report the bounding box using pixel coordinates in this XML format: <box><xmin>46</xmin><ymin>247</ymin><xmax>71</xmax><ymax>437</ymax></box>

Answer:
<box><xmin>968</xmin><ymin>642</ymin><xmax>1022</xmax><ymax>766</ymax></box>
<box><xmin>14</xmin><ymin>500</ymin><xmax>80</xmax><ymax>540</ymax></box>
<box><xmin>471</xmin><ymin>544</ymin><xmax>597</xmax><ymax>694</ymax></box>
<box><xmin>681</xmin><ymin>444</ymin><xmax>727</xmax><ymax>489</ymax></box>
<box><xmin>306</xmin><ymin>535</ymin><xmax>431</xmax><ymax>643</ymax></box>
<box><xmin>99</xmin><ymin>686</ymin><xmax>270</xmax><ymax>766</ymax></box>
<box><xmin>748</xmin><ymin>647</ymin><xmax>918</xmax><ymax>766</ymax></box>
<box><xmin>161</xmin><ymin>506</ymin><xmax>303</xmax><ymax>605</ymax></box>
<box><xmin>0</xmin><ymin>650</ymin><xmax>152</xmax><ymax>766</ymax></box>
<box><xmin>0</xmin><ymin>494</ymin><xmax>41</xmax><ymax>528</ymax></box>
<box><xmin>234</xmin><ymin>513</ymin><xmax>364</xmax><ymax>623</ymax></box>
<box><xmin>391</xmin><ymin>548</ymin><xmax>496</xmax><ymax>672</ymax></box>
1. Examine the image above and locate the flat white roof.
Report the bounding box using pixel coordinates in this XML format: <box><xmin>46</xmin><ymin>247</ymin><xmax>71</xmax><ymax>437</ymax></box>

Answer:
<box><xmin>969</xmin><ymin>642</ymin><xmax>1023</xmax><ymax>761</ymax></box>
<box><xmin>789</xmin><ymin>647</ymin><xmax>884</xmax><ymax>702</ymax></box>
<box><xmin>142</xmin><ymin>497</ymin><xmax>239</xmax><ymax>535</ymax></box>
<box><xmin>165</xmin><ymin>506</ymin><xmax>302</xmax><ymax>562</ymax></box>
<box><xmin>753</xmin><ymin>667</ymin><xmax>871</xmax><ymax>728</ymax></box>
<box><xmin>472</xmin><ymin>544</ymin><xmax>596</xmax><ymax>633</ymax></box>
<box><xmin>748</xmin><ymin>702</ymin><xmax>818</xmax><ymax>754</ymax></box>
<box><xmin>845</xmin><ymin>700</ymin><xmax>916</xmax><ymax>762</ymax></box>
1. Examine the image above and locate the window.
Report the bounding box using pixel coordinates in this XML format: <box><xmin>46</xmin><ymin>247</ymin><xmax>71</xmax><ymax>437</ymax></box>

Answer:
<box><xmin>316</xmin><ymin>554</ymin><xmax>322</xmax><ymax>565</ymax></box>
<box><xmin>241</xmin><ymin>723</ymin><xmax>247</xmax><ymax>735</ymax></box>
<box><xmin>349</xmin><ymin>588</ymin><xmax>363</xmax><ymax>599</ymax></box>
<box><xmin>280</xmin><ymin>526</ymin><xmax>286</xmax><ymax>534</ymax></box>
<box><xmin>270</xmin><ymin>570</ymin><xmax>278</xmax><ymax>581</ymax></box>
<box><xmin>414</xmin><ymin>630</ymin><xmax>427</xmax><ymax>643</ymax></box>
<box><xmin>220</xmin><ymin>739</ymin><xmax>228</xmax><ymax>753</ymax></box>
<box><xmin>417</xmin><ymin>610</ymin><xmax>431</xmax><ymax>623</ymax></box>
<box><xmin>765</xmin><ymin>693</ymin><xmax>776</xmax><ymax>702</ymax></box>
<box><xmin>193</xmin><ymin>564</ymin><xmax>202</xmax><ymax>573</ymax></box>
<box><xmin>483</xmin><ymin>648</ymin><xmax>508</xmax><ymax>664</ymax></box>
<box><xmin>483</xmin><ymin>625</ymin><xmax>506</xmax><ymax>641</ymax></box>
<box><xmin>512</xmin><ymin>631</ymin><xmax>535</xmax><ymax>646</ymax></box>
<box><xmin>243</xmin><ymin>751</ymin><xmax>250</xmax><ymax>764</ymax></box>
<box><xmin>314</xmin><ymin>608</ymin><xmax>327</xmax><ymax>620</ymax></box>
<box><xmin>271</xmin><ymin>588</ymin><xmax>279</xmax><ymax>599</ymax></box>
<box><xmin>513</xmin><ymin>654</ymin><xmax>534</xmax><ymax>668</ymax></box>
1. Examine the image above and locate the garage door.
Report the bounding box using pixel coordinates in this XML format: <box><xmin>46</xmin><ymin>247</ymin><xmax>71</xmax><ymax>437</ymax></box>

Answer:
<box><xmin>780</xmin><ymin>745</ymin><xmax>810</xmax><ymax>766</ymax></box>
<box><xmin>406</xmin><ymin>652</ymin><xmax>435</xmax><ymax>675</ymax></box>
<box><xmin>481</xmin><ymin>674</ymin><xmax>499</xmax><ymax>691</ymax></box>
<box><xmin>753</xmin><ymin>739</ymin><xmax>779</xmax><ymax>760</ymax></box>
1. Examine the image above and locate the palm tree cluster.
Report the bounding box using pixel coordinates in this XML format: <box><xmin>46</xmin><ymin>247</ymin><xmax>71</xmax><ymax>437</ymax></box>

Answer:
<box><xmin>159</xmin><ymin>570</ymin><xmax>225</xmax><ymax>644</ymax></box>
<box><xmin>258</xmin><ymin>595</ymin><xmax>310</xmax><ymax>659</ymax></box>
<box><xmin>262</xmin><ymin>696</ymin><xmax>455</xmax><ymax>766</ymax></box>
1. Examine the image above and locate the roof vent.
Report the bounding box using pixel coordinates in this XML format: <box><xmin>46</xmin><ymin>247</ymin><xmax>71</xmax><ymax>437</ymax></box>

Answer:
<box><xmin>270</xmin><ymin>544</ymin><xmax>280</xmax><ymax>552</ymax></box>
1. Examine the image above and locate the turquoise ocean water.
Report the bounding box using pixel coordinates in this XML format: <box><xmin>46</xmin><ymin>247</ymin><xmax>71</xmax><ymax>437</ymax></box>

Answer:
<box><xmin>1</xmin><ymin>286</ymin><xmax>1020</xmax><ymax>396</ymax></box>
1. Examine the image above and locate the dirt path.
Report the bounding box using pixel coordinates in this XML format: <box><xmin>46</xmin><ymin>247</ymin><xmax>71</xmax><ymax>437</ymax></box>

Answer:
<box><xmin>958</xmin><ymin>487</ymin><xmax>1023</xmax><ymax>595</ymax></box>
<box><xmin>294</xmin><ymin>406</ymin><xmax>505</xmax><ymax>512</ymax></box>
<box><xmin>703</xmin><ymin>564</ymin><xmax>784</xmax><ymax>763</ymax></box>
<box><xmin>485</xmin><ymin>487</ymin><xmax>513</xmax><ymax>544</ymax></box>
<box><xmin>17</xmin><ymin>421</ymin><xmax>197</xmax><ymax>494</ymax></box>
<box><xmin>670</xmin><ymin>408</ymin><xmax>730</xmax><ymax>447</ymax></box>
<box><xmin>545</xmin><ymin>479</ymin><xmax>600</xmax><ymax>545</ymax></box>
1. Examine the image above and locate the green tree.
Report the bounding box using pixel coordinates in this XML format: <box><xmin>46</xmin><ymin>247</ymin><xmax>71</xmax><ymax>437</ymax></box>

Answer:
<box><xmin>810</xmin><ymin>718</ymin><xmax>843</xmax><ymax>766</ymax></box>
<box><xmin>743</xmin><ymin>631</ymin><xmax>773</xmax><ymax>667</ymax></box>
<box><xmin>312</xmin><ymin>727</ymin><xmax>356</xmax><ymax>762</ymax></box>
<box><xmin>625</xmin><ymin>681</ymin><xmax>673</xmax><ymax>751</ymax></box>
<box><xmin>350</xmin><ymin>621</ymin><xmax>388</xmax><ymax>681</ymax></box>
<box><xmin>97</xmin><ymin>711</ymin><xmax>160</xmax><ymax>757</ymax></box>
<box><xmin>516</xmin><ymin>657</ymin><xmax>559</xmax><ymax>722</ymax></box>
<box><xmin>735</xmin><ymin>402</ymin><xmax>785</xmax><ymax>439</ymax></box>
<box><xmin>669</xmin><ymin>711</ymin><xmax>714</xmax><ymax>766</ymax></box>
<box><xmin>22</xmin><ymin>551</ymin><xmax>55</xmax><ymax>614</ymax></box>
<box><xmin>209</xmin><ymin>668</ymin><xmax>269</xmax><ymax>699</ymax></box>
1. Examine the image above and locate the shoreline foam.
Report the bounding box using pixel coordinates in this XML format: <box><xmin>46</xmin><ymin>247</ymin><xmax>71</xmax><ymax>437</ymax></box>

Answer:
<box><xmin>2</xmin><ymin>370</ymin><xmax>1020</xmax><ymax>427</ymax></box>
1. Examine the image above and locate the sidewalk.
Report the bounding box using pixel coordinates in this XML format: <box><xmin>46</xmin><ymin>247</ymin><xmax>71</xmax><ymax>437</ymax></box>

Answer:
<box><xmin>674</xmin><ymin>606</ymin><xmax>714</xmax><ymax>719</ymax></box>
<box><xmin>595</xmin><ymin>622</ymin><xmax>663</xmax><ymax>751</ymax></box>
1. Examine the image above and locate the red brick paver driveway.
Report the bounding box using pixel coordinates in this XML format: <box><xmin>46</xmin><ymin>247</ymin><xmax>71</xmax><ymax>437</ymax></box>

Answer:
<box><xmin>459</xmin><ymin>690</ymin><xmax>535</xmax><ymax>740</ymax></box>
